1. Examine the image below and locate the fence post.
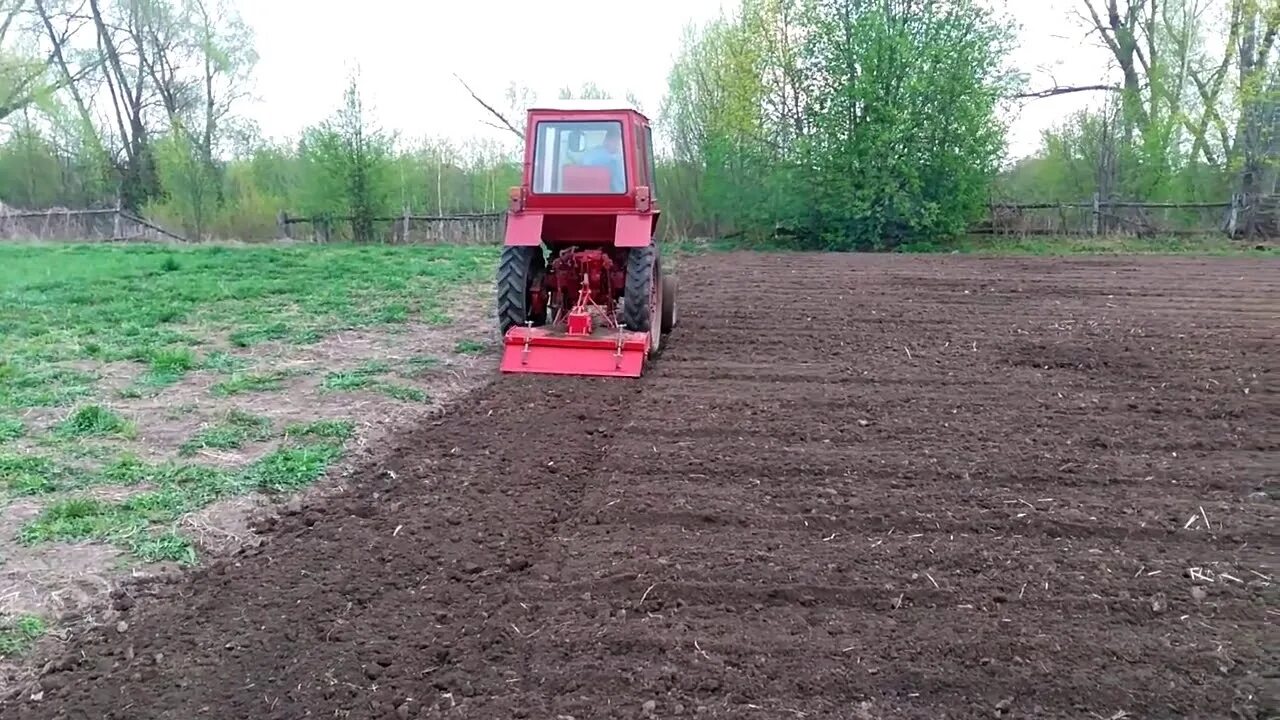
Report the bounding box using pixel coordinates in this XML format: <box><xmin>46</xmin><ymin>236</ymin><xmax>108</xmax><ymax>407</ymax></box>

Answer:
<box><xmin>402</xmin><ymin>206</ymin><xmax>411</xmax><ymax>244</ymax></box>
<box><xmin>277</xmin><ymin>210</ymin><xmax>291</xmax><ymax>240</ymax></box>
<box><xmin>112</xmin><ymin>198</ymin><xmax>123</xmax><ymax>242</ymax></box>
<box><xmin>1226</xmin><ymin>194</ymin><xmax>1239</xmax><ymax>238</ymax></box>
<box><xmin>1091</xmin><ymin>192</ymin><xmax>1101</xmax><ymax>236</ymax></box>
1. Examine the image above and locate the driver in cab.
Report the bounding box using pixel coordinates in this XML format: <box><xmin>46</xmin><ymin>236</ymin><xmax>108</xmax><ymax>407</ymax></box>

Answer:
<box><xmin>579</xmin><ymin>127</ymin><xmax>625</xmax><ymax>193</ymax></box>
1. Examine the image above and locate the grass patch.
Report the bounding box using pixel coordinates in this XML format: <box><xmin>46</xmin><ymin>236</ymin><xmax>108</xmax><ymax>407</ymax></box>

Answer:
<box><xmin>0</xmin><ymin>243</ymin><xmax>497</xmax><ymax>371</ymax></box>
<box><xmin>211</xmin><ymin>370</ymin><xmax>294</xmax><ymax>397</ymax></box>
<box><xmin>201</xmin><ymin>351</ymin><xmax>250</xmax><ymax>374</ymax></box>
<box><xmin>454</xmin><ymin>339</ymin><xmax>486</xmax><ymax>355</ymax></box>
<box><xmin>54</xmin><ymin>405</ymin><xmax>134</xmax><ymax>439</ymax></box>
<box><xmin>285</xmin><ymin>419</ymin><xmax>355</xmax><ymax>441</ymax></box>
<box><xmin>0</xmin><ymin>417</ymin><xmax>24</xmax><ymax>443</ymax></box>
<box><xmin>179</xmin><ymin>409</ymin><xmax>273</xmax><ymax>456</ymax></box>
<box><xmin>142</xmin><ymin>346</ymin><xmax>198</xmax><ymax>385</ymax></box>
<box><xmin>895</xmin><ymin>234</ymin><xmax>1280</xmax><ymax>255</ymax></box>
<box><xmin>377</xmin><ymin>383</ymin><xmax>427</xmax><ymax>402</ymax></box>
<box><xmin>0</xmin><ymin>363</ymin><xmax>95</xmax><ymax>408</ymax></box>
<box><xmin>19</xmin><ymin>438</ymin><xmax>347</xmax><ymax>563</ymax></box>
<box><xmin>322</xmin><ymin>362</ymin><xmax>426</xmax><ymax>402</ymax></box>
<box><xmin>0</xmin><ymin>615</ymin><xmax>46</xmax><ymax>658</ymax></box>
<box><xmin>229</xmin><ymin>321</ymin><xmax>291</xmax><ymax>348</ymax></box>
<box><xmin>666</xmin><ymin>233</ymin><xmax>1277</xmax><ymax>256</ymax></box>
<box><xmin>322</xmin><ymin>361</ymin><xmax>390</xmax><ymax>392</ymax></box>
<box><xmin>0</xmin><ymin>453</ymin><xmax>88</xmax><ymax>496</ymax></box>
<box><xmin>400</xmin><ymin>355</ymin><xmax>440</xmax><ymax>378</ymax></box>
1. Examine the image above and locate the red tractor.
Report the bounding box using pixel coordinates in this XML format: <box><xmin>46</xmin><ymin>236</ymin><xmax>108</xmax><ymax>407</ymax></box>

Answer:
<box><xmin>497</xmin><ymin>100</ymin><xmax>677</xmax><ymax>377</ymax></box>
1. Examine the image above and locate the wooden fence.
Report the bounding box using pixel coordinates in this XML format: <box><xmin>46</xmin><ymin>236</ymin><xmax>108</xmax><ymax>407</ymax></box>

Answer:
<box><xmin>0</xmin><ymin>206</ymin><xmax>189</xmax><ymax>243</ymax></box>
<box><xmin>276</xmin><ymin>212</ymin><xmax>504</xmax><ymax>245</ymax></box>
<box><xmin>973</xmin><ymin>193</ymin><xmax>1275</xmax><ymax>238</ymax></box>
<box><xmin>2</xmin><ymin>195</ymin><xmax>1273</xmax><ymax>245</ymax></box>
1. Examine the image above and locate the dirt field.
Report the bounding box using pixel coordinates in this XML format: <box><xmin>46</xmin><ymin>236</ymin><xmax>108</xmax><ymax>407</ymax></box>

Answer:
<box><xmin>3</xmin><ymin>251</ymin><xmax>1276</xmax><ymax>719</ymax></box>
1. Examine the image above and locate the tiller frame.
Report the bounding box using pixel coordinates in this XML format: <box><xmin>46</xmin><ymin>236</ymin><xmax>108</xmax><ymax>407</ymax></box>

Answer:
<box><xmin>499</xmin><ymin>248</ymin><xmax>651</xmax><ymax>378</ymax></box>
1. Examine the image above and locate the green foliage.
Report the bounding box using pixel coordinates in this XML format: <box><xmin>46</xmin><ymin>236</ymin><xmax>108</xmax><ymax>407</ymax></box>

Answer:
<box><xmin>179</xmin><ymin>409</ymin><xmax>273</xmax><ymax>456</ymax></box>
<box><xmin>0</xmin><ymin>615</ymin><xmax>46</xmax><ymax>658</ymax></box>
<box><xmin>0</xmin><ymin>0</ymin><xmax>1267</xmax><ymax>247</ymax></box>
<box><xmin>55</xmin><ymin>405</ymin><xmax>133</xmax><ymax>439</ymax></box>
<box><xmin>659</xmin><ymin>0</ymin><xmax>1019</xmax><ymax>249</ymax></box>
<box><xmin>297</xmin><ymin>71</ymin><xmax>398</xmax><ymax>242</ymax></box>
<box><xmin>0</xmin><ymin>243</ymin><xmax>497</xmax><ymax>371</ymax></box>
<box><xmin>145</xmin><ymin>131</ymin><xmax>222</xmax><ymax>240</ymax></box>
<box><xmin>19</xmin><ymin>437</ymin><xmax>348</xmax><ymax>562</ymax></box>
<box><xmin>0</xmin><ymin>416</ymin><xmax>24</xmax><ymax>443</ymax></box>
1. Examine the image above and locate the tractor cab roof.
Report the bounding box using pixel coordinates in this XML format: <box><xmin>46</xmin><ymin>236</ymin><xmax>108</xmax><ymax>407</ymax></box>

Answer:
<box><xmin>527</xmin><ymin>99</ymin><xmax>648</xmax><ymax>119</ymax></box>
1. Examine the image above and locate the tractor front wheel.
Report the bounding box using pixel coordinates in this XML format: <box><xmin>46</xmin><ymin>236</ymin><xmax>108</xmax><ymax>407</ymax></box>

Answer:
<box><xmin>496</xmin><ymin>245</ymin><xmax>546</xmax><ymax>336</ymax></box>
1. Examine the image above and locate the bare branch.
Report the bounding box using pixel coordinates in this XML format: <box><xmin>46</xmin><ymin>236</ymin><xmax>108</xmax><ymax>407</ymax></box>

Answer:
<box><xmin>453</xmin><ymin>73</ymin><xmax>523</xmax><ymax>140</ymax></box>
<box><xmin>1015</xmin><ymin>83</ymin><xmax>1121</xmax><ymax>99</ymax></box>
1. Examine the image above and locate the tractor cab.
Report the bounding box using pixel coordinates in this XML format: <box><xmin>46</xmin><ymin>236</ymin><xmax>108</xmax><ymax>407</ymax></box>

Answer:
<box><xmin>505</xmin><ymin>100</ymin><xmax>660</xmax><ymax>248</ymax></box>
<box><xmin>497</xmin><ymin>100</ymin><xmax>676</xmax><ymax>378</ymax></box>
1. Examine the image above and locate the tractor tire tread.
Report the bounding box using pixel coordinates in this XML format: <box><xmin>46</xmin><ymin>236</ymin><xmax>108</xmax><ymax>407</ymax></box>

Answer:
<box><xmin>622</xmin><ymin>245</ymin><xmax>655</xmax><ymax>332</ymax></box>
<box><xmin>496</xmin><ymin>246</ymin><xmax>543</xmax><ymax>336</ymax></box>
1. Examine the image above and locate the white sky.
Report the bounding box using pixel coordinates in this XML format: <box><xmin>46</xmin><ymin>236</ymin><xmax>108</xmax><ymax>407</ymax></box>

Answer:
<box><xmin>236</xmin><ymin>0</ymin><xmax>1116</xmax><ymax>160</ymax></box>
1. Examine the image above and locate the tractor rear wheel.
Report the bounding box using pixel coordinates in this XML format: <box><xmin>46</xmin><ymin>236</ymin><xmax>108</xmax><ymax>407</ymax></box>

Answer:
<box><xmin>660</xmin><ymin>272</ymin><xmax>677</xmax><ymax>334</ymax></box>
<box><xmin>496</xmin><ymin>245</ymin><xmax>546</xmax><ymax>336</ymax></box>
<box><xmin>622</xmin><ymin>244</ymin><xmax>662</xmax><ymax>352</ymax></box>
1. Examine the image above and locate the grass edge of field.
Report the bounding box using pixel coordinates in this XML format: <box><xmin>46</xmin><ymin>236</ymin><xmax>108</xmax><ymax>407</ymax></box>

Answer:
<box><xmin>666</xmin><ymin>233</ymin><xmax>1277</xmax><ymax>256</ymax></box>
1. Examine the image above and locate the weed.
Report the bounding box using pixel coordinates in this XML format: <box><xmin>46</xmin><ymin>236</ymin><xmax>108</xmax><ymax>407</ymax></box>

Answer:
<box><xmin>211</xmin><ymin>370</ymin><xmax>293</xmax><ymax>397</ymax></box>
<box><xmin>0</xmin><ymin>363</ymin><xmax>95</xmax><ymax>408</ymax></box>
<box><xmin>454</xmin><ymin>339</ymin><xmax>486</xmax><ymax>355</ymax></box>
<box><xmin>201</xmin><ymin>351</ymin><xmax>250</xmax><ymax>374</ymax></box>
<box><xmin>401</xmin><ymin>355</ymin><xmax>439</xmax><ymax>377</ymax></box>
<box><xmin>0</xmin><ymin>615</ymin><xmax>46</xmax><ymax>657</ymax></box>
<box><xmin>179</xmin><ymin>409</ymin><xmax>273</xmax><ymax>456</ymax></box>
<box><xmin>0</xmin><ymin>453</ymin><xmax>83</xmax><ymax>495</ymax></box>
<box><xmin>322</xmin><ymin>361</ymin><xmax>390</xmax><ymax>392</ymax></box>
<box><xmin>284</xmin><ymin>419</ymin><xmax>355</xmax><ymax>441</ymax></box>
<box><xmin>144</xmin><ymin>346</ymin><xmax>197</xmax><ymax>385</ymax></box>
<box><xmin>0</xmin><ymin>417</ymin><xmax>24</xmax><ymax>442</ymax></box>
<box><xmin>19</xmin><ymin>439</ymin><xmax>344</xmax><ymax>559</ymax></box>
<box><xmin>229</xmin><ymin>322</ymin><xmax>290</xmax><ymax>348</ymax></box>
<box><xmin>377</xmin><ymin>383</ymin><xmax>427</xmax><ymax>402</ymax></box>
<box><xmin>55</xmin><ymin>405</ymin><xmax>134</xmax><ymax>439</ymax></box>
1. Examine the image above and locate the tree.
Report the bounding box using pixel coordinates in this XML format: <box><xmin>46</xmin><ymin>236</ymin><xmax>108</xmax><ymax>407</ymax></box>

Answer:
<box><xmin>298</xmin><ymin>70</ymin><xmax>397</xmax><ymax>243</ymax></box>
<box><xmin>659</xmin><ymin>0</ymin><xmax>1018</xmax><ymax>248</ymax></box>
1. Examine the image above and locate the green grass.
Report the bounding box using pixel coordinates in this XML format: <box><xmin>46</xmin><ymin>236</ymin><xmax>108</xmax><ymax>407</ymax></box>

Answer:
<box><xmin>400</xmin><ymin>355</ymin><xmax>440</xmax><ymax>377</ymax></box>
<box><xmin>284</xmin><ymin>419</ymin><xmax>355</xmax><ymax>441</ymax></box>
<box><xmin>0</xmin><ymin>243</ymin><xmax>498</xmax><ymax>371</ymax></box>
<box><xmin>0</xmin><ymin>417</ymin><xmax>24</xmax><ymax>443</ymax></box>
<box><xmin>210</xmin><ymin>370</ymin><xmax>296</xmax><ymax>397</ymax></box>
<box><xmin>668</xmin><ymin>232</ymin><xmax>1277</xmax><ymax>256</ymax></box>
<box><xmin>0</xmin><ymin>453</ymin><xmax>88</xmax><ymax>496</ymax></box>
<box><xmin>0</xmin><ymin>615</ymin><xmax>46</xmax><ymax>658</ymax></box>
<box><xmin>19</xmin><ymin>439</ymin><xmax>346</xmax><ymax>563</ymax></box>
<box><xmin>179</xmin><ymin>409</ymin><xmax>273</xmax><ymax>456</ymax></box>
<box><xmin>54</xmin><ymin>405</ymin><xmax>134</xmax><ymax>439</ymax></box>
<box><xmin>454</xmin><ymin>339</ymin><xmax>487</xmax><ymax>355</ymax></box>
<box><xmin>321</xmin><ymin>361</ymin><xmax>427</xmax><ymax>402</ymax></box>
<box><xmin>321</xmin><ymin>361</ymin><xmax>390</xmax><ymax>391</ymax></box>
<box><xmin>895</xmin><ymin>233</ymin><xmax>1280</xmax><ymax>255</ymax></box>
<box><xmin>0</xmin><ymin>241</ymin><xmax>493</xmax><ymax>556</ymax></box>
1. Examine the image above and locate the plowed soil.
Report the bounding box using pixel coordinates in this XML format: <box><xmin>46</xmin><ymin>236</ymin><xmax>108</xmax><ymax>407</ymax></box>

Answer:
<box><xmin>5</xmin><ymin>252</ymin><xmax>1277</xmax><ymax>719</ymax></box>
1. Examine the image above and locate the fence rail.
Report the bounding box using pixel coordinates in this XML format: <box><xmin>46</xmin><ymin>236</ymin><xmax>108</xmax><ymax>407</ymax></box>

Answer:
<box><xmin>276</xmin><ymin>211</ymin><xmax>504</xmax><ymax>245</ymax></box>
<box><xmin>1</xmin><ymin>194</ymin><xmax>1274</xmax><ymax>245</ymax></box>
<box><xmin>975</xmin><ymin>193</ymin><xmax>1275</xmax><ymax>238</ymax></box>
<box><xmin>0</xmin><ymin>206</ymin><xmax>190</xmax><ymax>243</ymax></box>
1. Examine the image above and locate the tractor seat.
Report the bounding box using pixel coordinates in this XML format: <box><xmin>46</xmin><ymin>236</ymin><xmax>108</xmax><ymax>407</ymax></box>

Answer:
<box><xmin>561</xmin><ymin>164</ymin><xmax>614</xmax><ymax>193</ymax></box>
